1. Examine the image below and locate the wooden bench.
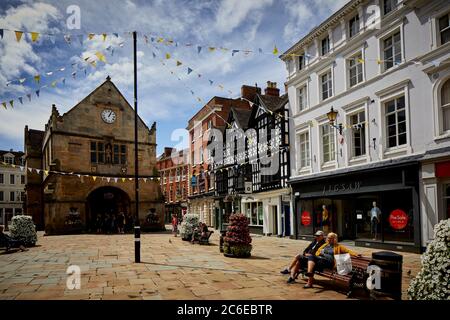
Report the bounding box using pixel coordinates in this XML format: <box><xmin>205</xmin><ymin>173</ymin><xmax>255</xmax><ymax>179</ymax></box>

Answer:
<box><xmin>298</xmin><ymin>256</ymin><xmax>372</xmax><ymax>298</ymax></box>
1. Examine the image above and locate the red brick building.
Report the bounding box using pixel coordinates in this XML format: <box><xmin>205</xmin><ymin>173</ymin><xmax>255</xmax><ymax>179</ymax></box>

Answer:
<box><xmin>187</xmin><ymin>85</ymin><xmax>260</xmax><ymax>227</ymax></box>
<box><xmin>156</xmin><ymin>147</ymin><xmax>189</xmax><ymax>223</ymax></box>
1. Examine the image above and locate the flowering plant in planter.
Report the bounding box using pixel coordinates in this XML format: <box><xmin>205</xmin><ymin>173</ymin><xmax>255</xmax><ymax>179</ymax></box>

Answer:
<box><xmin>179</xmin><ymin>214</ymin><xmax>199</xmax><ymax>241</ymax></box>
<box><xmin>407</xmin><ymin>219</ymin><xmax>450</xmax><ymax>300</ymax></box>
<box><xmin>9</xmin><ymin>215</ymin><xmax>37</xmax><ymax>246</ymax></box>
<box><xmin>223</xmin><ymin>213</ymin><xmax>252</xmax><ymax>257</ymax></box>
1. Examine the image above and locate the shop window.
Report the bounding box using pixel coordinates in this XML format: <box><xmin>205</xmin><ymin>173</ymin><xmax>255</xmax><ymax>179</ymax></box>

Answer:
<box><xmin>113</xmin><ymin>144</ymin><xmax>127</xmax><ymax>165</ymax></box>
<box><xmin>0</xmin><ymin>191</ymin><xmax>3</xmax><ymax>201</ymax></box>
<box><xmin>298</xmin><ymin>55</ymin><xmax>304</xmax><ymax>71</ymax></box>
<box><xmin>90</xmin><ymin>141</ymin><xmax>105</xmax><ymax>164</ymax></box>
<box><xmin>382</xmin><ymin>0</ymin><xmax>397</xmax><ymax>16</ymax></box>
<box><xmin>0</xmin><ymin>173</ymin><xmax>3</xmax><ymax>184</ymax></box>
<box><xmin>385</xmin><ymin>95</ymin><xmax>407</xmax><ymax>148</ymax></box>
<box><xmin>350</xmin><ymin>111</ymin><xmax>366</xmax><ymax>157</ymax></box>
<box><xmin>10</xmin><ymin>191</ymin><xmax>14</xmax><ymax>202</ymax></box>
<box><xmin>10</xmin><ymin>174</ymin><xmax>15</xmax><ymax>185</ymax></box>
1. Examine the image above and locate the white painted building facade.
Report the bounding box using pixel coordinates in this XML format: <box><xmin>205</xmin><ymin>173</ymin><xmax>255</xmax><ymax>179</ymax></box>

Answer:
<box><xmin>0</xmin><ymin>150</ymin><xmax>26</xmax><ymax>228</ymax></box>
<box><xmin>283</xmin><ymin>0</ymin><xmax>450</xmax><ymax>252</ymax></box>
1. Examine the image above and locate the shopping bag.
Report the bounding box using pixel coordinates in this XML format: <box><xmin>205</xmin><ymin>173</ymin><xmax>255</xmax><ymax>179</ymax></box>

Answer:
<box><xmin>335</xmin><ymin>253</ymin><xmax>352</xmax><ymax>275</ymax></box>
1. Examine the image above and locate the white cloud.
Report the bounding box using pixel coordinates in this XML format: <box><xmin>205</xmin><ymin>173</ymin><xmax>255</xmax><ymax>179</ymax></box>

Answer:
<box><xmin>282</xmin><ymin>0</ymin><xmax>350</xmax><ymax>42</ymax></box>
<box><xmin>214</xmin><ymin>0</ymin><xmax>273</xmax><ymax>34</ymax></box>
<box><xmin>0</xmin><ymin>3</ymin><xmax>62</xmax><ymax>94</ymax></box>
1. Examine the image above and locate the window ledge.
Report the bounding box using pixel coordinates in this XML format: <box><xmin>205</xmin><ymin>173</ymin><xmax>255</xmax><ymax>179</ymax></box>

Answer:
<box><xmin>298</xmin><ymin>167</ymin><xmax>312</xmax><ymax>175</ymax></box>
<box><xmin>321</xmin><ymin>161</ymin><xmax>337</xmax><ymax>170</ymax></box>
<box><xmin>349</xmin><ymin>155</ymin><xmax>368</xmax><ymax>165</ymax></box>
<box><xmin>384</xmin><ymin>146</ymin><xmax>408</xmax><ymax>157</ymax></box>
<box><xmin>434</xmin><ymin>132</ymin><xmax>450</xmax><ymax>141</ymax></box>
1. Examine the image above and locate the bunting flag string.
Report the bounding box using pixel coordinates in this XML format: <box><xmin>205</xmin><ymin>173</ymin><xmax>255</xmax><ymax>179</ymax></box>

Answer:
<box><xmin>1</xmin><ymin>46</ymin><xmax>118</xmax><ymax>110</ymax></box>
<box><xmin>0</xmin><ymin>161</ymin><xmax>160</xmax><ymax>183</ymax></box>
<box><xmin>149</xmin><ymin>40</ymin><xmax>371</xmax><ymax>131</ymax></box>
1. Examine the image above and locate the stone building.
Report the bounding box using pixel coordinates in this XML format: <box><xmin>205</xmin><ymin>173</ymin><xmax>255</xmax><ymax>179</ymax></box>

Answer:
<box><xmin>156</xmin><ymin>147</ymin><xmax>189</xmax><ymax>223</ymax></box>
<box><xmin>24</xmin><ymin>77</ymin><xmax>164</xmax><ymax>234</ymax></box>
<box><xmin>0</xmin><ymin>150</ymin><xmax>26</xmax><ymax>228</ymax></box>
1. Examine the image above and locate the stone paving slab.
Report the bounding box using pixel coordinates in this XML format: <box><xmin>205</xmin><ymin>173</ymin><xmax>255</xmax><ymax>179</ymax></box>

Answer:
<box><xmin>0</xmin><ymin>231</ymin><xmax>422</xmax><ymax>300</ymax></box>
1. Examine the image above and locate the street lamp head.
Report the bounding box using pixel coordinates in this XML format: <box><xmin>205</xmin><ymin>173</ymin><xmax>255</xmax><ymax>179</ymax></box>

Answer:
<box><xmin>327</xmin><ymin>107</ymin><xmax>338</xmax><ymax>125</ymax></box>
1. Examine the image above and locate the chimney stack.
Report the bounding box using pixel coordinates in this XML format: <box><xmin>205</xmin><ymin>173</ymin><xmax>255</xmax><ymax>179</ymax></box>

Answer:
<box><xmin>241</xmin><ymin>85</ymin><xmax>261</xmax><ymax>103</ymax></box>
<box><xmin>264</xmin><ymin>81</ymin><xmax>280</xmax><ymax>97</ymax></box>
<box><xmin>164</xmin><ymin>147</ymin><xmax>175</xmax><ymax>156</ymax></box>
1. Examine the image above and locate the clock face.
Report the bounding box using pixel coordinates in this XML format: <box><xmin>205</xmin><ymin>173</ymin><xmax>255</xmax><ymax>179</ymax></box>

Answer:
<box><xmin>101</xmin><ymin>109</ymin><xmax>116</xmax><ymax>124</ymax></box>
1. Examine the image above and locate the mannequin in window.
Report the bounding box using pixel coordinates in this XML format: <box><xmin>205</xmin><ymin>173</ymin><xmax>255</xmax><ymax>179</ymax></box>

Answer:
<box><xmin>370</xmin><ymin>201</ymin><xmax>381</xmax><ymax>240</ymax></box>
<box><xmin>322</xmin><ymin>205</ymin><xmax>329</xmax><ymax>233</ymax></box>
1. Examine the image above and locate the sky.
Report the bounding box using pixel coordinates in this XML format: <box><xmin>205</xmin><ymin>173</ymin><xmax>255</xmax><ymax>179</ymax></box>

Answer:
<box><xmin>0</xmin><ymin>0</ymin><xmax>349</xmax><ymax>156</ymax></box>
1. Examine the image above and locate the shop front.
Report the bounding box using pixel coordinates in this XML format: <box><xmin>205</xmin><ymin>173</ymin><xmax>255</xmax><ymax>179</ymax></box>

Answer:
<box><xmin>290</xmin><ymin>162</ymin><xmax>421</xmax><ymax>253</ymax></box>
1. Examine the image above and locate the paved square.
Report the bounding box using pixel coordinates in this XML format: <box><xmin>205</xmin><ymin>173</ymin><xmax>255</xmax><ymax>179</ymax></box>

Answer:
<box><xmin>0</xmin><ymin>230</ymin><xmax>421</xmax><ymax>300</ymax></box>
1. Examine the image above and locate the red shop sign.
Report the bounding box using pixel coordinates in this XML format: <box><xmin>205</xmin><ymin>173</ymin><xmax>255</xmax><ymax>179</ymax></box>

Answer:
<box><xmin>389</xmin><ymin>209</ymin><xmax>408</xmax><ymax>230</ymax></box>
<box><xmin>301</xmin><ymin>211</ymin><xmax>311</xmax><ymax>226</ymax></box>
<box><xmin>436</xmin><ymin>161</ymin><xmax>450</xmax><ymax>178</ymax></box>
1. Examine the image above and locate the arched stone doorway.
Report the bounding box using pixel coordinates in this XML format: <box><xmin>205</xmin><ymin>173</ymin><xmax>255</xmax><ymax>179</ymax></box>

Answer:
<box><xmin>86</xmin><ymin>186</ymin><xmax>131</xmax><ymax>232</ymax></box>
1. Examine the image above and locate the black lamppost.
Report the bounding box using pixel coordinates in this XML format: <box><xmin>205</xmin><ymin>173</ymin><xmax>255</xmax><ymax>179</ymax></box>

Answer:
<box><xmin>326</xmin><ymin>107</ymin><xmax>343</xmax><ymax>135</ymax></box>
<box><xmin>132</xmin><ymin>31</ymin><xmax>140</xmax><ymax>263</ymax></box>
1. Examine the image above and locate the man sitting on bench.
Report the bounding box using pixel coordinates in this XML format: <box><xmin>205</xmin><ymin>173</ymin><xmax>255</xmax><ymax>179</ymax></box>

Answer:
<box><xmin>303</xmin><ymin>232</ymin><xmax>361</xmax><ymax>289</ymax></box>
<box><xmin>191</xmin><ymin>222</ymin><xmax>209</xmax><ymax>244</ymax></box>
<box><xmin>281</xmin><ymin>230</ymin><xmax>326</xmax><ymax>284</ymax></box>
<box><xmin>0</xmin><ymin>225</ymin><xmax>28</xmax><ymax>252</ymax></box>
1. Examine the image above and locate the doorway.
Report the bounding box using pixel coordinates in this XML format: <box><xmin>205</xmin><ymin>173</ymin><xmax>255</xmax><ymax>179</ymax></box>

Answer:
<box><xmin>86</xmin><ymin>186</ymin><xmax>131</xmax><ymax>232</ymax></box>
<box><xmin>283</xmin><ymin>202</ymin><xmax>291</xmax><ymax>237</ymax></box>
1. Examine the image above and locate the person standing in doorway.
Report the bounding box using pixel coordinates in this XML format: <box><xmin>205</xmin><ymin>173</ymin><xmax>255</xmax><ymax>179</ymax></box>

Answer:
<box><xmin>322</xmin><ymin>205</ymin><xmax>329</xmax><ymax>233</ymax></box>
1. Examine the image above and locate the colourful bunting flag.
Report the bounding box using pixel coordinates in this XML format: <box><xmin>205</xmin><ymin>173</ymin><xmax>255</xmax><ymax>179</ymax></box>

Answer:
<box><xmin>273</xmin><ymin>45</ymin><xmax>279</xmax><ymax>55</ymax></box>
<box><xmin>121</xmin><ymin>178</ymin><xmax>126</xmax><ymax>183</ymax></box>
<box><xmin>64</xmin><ymin>35</ymin><xmax>71</xmax><ymax>44</ymax></box>
<box><xmin>15</xmin><ymin>31</ymin><xmax>23</xmax><ymax>42</ymax></box>
<box><xmin>46</xmin><ymin>71</ymin><xmax>53</xmax><ymax>76</ymax></box>
<box><xmin>2</xmin><ymin>102</ymin><xmax>6</xmax><ymax>109</ymax></box>
<box><xmin>102</xmin><ymin>33</ymin><xmax>107</xmax><ymax>41</ymax></box>
<box><xmin>0</xmin><ymin>29</ymin><xmax>3</xmax><ymax>39</ymax></box>
<box><xmin>77</xmin><ymin>35</ymin><xmax>83</xmax><ymax>45</ymax></box>
<box><xmin>62</xmin><ymin>78</ymin><xmax>66</xmax><ymax>85</ymax></box>
<box><xmin>197</xmin><ymin>46</ymin><xmax>202</xmax><ymax>54</ymax></box>
<box><xmin>18</xmin><ymin>97</ymin><xmax>23</xmax><ymax>104</ymax></box>
<box><xmin>19</xmin><ymin>78</ymin><xmax>26</xmax><ymax>84</ymax></box>
<box><xmin>157</xmin><ymin>37</ymin><xmax>164</xmax><ymax>43</ymax></box>
<box><xmin>258</xmin><ymin>48</ymin><xmax>263</xmax><ymax>53</ymax></box>
<box><xmin>143</xmin><ymin>178</ymin><xmax>147</xmax><ymax>183</ymax></box>
<box><xmin>26</xmin><ymin>94</ymin><xmax>31</xmax><ymax>101</ymax></box>
<box><xmin>113</xmin><ymin>33</ymin><xmax>119</xmax><ymax>38</ymax></box>
<box><xmin>90</xmin><ymin>61</ymin><xmax>97</xmax><ymax>67</ymax></box>
<box><xmin>165</xmin><ymin>53</ymin><xmax>171</xmax><ymax>59</ymax></box>
<box><xmin>34</xmin><ymin>75</ymin><xmax>40</xmax><ymax>84</ymax></box>
<box><xmin>187</xmin><ymin>67</ymin><xmax>193</xmax><ymax>74</ymax></box>
<box><xmin>35</xmin><ymin>90</ymin><xmax>40</xmax><ymax>97</ymax></box>
<box><xmin>92</xmin><ymin>176</ymin><xmax>97</xmax><ymax>181</ymax></box>
<box><xmin>208</xmin><ymin>47</ymin><xmax>216</xmax><ymax>52</ymax></box>
<box><xmin>377</xmin><ymin>59</ymin><xmax>382</xmax><ymax>65</ymax></box>
<box><xmin>95</xmin><ymin>51</ymin><xmax>107</xmax><ymax>63</ymax></box>
<box><xmin>197</xmin><ymin>97</ymin><xmax>202</xmax><ymax>102</ymax></box>
<box><xmin>51</xmin><ymin>81</ymin><xmax>57</xmax><ymax>87</ymax></box>
<box><xmin>88</xmin><ymin>33</ymin><xmax>95</xmax><ymax>40</ymax></box>
<box><xmin>9</xmin><ymin>100</ymin><xmax>13</xmax><ymax>108</ymax></box>
<box><xmin>357</xmin><ymin>58</ymin><xmax>364</xmax><ymax>63</ymax></box>
<box><xmin>209</xmin><ymin>80</ymin><xmax>213</xmax><ymax>85</ymax></box>
<box><xmin>152</xmin><ymin>52</ymin><xmax>156</xmax><ymax>58</ymax></box>
<box><xmin>44</xmin><ymin>170</ymin><xmax>49</xmax><ymax>175</ymax></box>
<box><xmin>190</xmin><ymin>90</ymin><xmax>194</xmax><ymax>95</ymax></box>
<box><xmin>176</xmin><ymin>60</ymin><xmax>182</xmax><ymax>66</ymax></box>
<box><xmin>232</xmin><ymin>50</ymin><xmax>239</xmax><ymax>56</ymax></box>
<box><xmin>31</xmin><ymin>32</ymin><xmax>39</xmax><ymax>42</ymax></box>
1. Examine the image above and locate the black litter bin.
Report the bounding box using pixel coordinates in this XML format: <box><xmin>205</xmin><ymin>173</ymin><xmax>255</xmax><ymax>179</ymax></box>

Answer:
<box><xmin>370</xmin><ymin>251</ymin><xmax>403</xmax><ymax>300</ymax></box>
